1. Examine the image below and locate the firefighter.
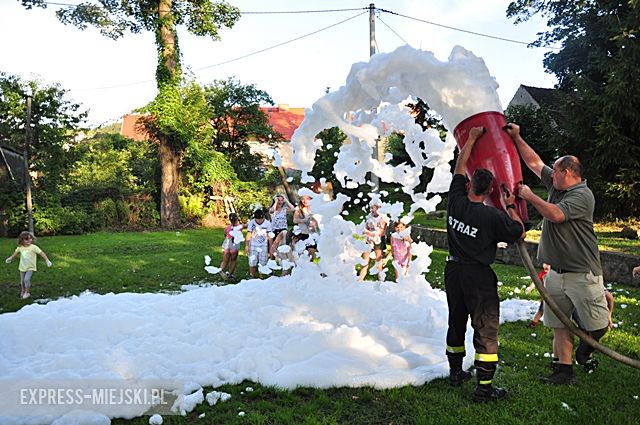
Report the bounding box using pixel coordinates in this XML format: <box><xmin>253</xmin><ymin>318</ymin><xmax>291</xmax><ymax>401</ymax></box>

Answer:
<box><xmin>445</xmin><ymin>126</ymin><xmax>525</xmax><ymax>402</ymax></box>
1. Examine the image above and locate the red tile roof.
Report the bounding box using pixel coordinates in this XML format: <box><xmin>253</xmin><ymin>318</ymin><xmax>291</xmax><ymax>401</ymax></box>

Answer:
<box><xmin>260</xmin><ymin>105</ymin><xmax>306</xmax><ymax>141</ymax></box>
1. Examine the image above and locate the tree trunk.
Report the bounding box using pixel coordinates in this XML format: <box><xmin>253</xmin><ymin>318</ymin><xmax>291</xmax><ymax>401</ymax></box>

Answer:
<box><xmin>278</xmin><ymin>166</ymin><xmax>296</xmax><ymax>203</ymax></box>
<box><xmin>158</xmin><ymin>135</ymin><xmax>181</xmax><ymax>228</ymax></box>
<box><xmin>158</xmin><ymin>0</ymin><xmax>178</xmax><ymax>78</ymax></box>
<box><xmin>156</xmin><ymin>0</ymin><xmax>181</xmax><ymax>228</ymax></box>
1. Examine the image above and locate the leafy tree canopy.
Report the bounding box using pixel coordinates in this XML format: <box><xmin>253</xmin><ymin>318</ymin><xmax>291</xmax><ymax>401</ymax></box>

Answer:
<box><xmin>204</xmin><ymin>77</ymin><xmax>279</xmax><ymax>181</ymax></box>
<box><xmin>507</xmin><ymin>0</ymin><xmax>640</xmax><ymax>217</ymax></box>
<box><xmin>504</xmin><ymin>104</ymin><xmax>563</xmax><ymax>186</ymax></box>
<box><xmin>20</xmin><ymin>0</ymin><xmax>240</xmax><ymax>40</ymax></box>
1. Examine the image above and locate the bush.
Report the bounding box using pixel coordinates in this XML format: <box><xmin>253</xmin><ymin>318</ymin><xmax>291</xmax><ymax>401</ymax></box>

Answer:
<box><xmin>231</xmin><ymin>180</ymin><xmax>272</xmax><ymax>221</ymax></box>
<box><xmin>94</xmin><ymin>198</ymin><xmax>120</xmax><ymax>228</ymax></box>
<box><xmin>115</xmin><ymin>200</ymin><xmax>129</xmax><ymax>224</ymax></box>
<box><xmin>2</xmin><ymin>192</ymin><xmax>26</xmax><ymax>236</ymax></box>
<box><xmin>179</xmin><ymin>193</ymin><xmax>206</xmax><ymax>223</ymax></box>
<box><xmin>125</xmin><ymin>195</ymin><xmax>159</xmax><ymax>228</ymax></box>
<box><xmin>34</xmin><ymin>205</ymin><xmax>90</xmax><ymax>235</ymax></box>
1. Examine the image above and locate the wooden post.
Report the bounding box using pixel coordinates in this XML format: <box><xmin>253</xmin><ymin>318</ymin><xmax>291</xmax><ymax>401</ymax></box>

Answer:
<box><xmin>278</xmin><ymin>166</ymin><xmax>296</xmax><ymax>204</ymax></box>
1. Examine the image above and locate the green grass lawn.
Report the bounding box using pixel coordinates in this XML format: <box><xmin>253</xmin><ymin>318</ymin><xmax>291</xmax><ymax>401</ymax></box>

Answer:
<box><xmin>1</xmin><ymin>229</ymin><xmax>640</xmax><ymax>424</ymax></box>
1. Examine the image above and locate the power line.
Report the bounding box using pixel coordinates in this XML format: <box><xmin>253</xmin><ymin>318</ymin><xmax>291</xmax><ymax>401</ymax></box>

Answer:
<box><xmin>74</xmin><ymin>10</ymin><xmax>367</xmax><ymax>91</ymax></box>
<box><xmin>377</xmin><ymin>14</ymin><xmax>410</xmax><ymax>46</ymax></box>
<box><xmin>195</xmin><ymin>11</ymin><xmax>367</xmax><ymax>71</ymax></box>
<box><xmin>39</xmin><ymin>2</ymin><xmax>560</xmax><ymax>93</ymax></box>
<box><xmin>377</xmin><ymin>8</ymin><xmax>561</xmax><ymax>50</ymax></box>
<box><xmin>44</xmin><ymin>2</ymin><xmax>366</xmax><ymax>14</ymax></box>
<box><xmin>42</xmin><ymin>2</ymin><xmax>559</xmax><ymax>50</ymax></box>
<box><xmin>43</xmin><ymin>1</ymin><xmax>79</xmax><ymax>6</ymax></box>
<box><xmin>241</xmin><ymin>8</ymin><xmax>367</xmax><ymax>15</ymax></box>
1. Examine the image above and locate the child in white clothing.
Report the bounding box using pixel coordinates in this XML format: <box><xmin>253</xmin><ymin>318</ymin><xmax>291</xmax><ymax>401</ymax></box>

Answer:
<box><xmin>245</xmin><ymin>209</ymin><xmax>273</xmax><ymax>278</ymax></box>
<box><xmin>358</xmin><ymin>200</ymin><xmax>389</xmax><ymax>281</ymax></box>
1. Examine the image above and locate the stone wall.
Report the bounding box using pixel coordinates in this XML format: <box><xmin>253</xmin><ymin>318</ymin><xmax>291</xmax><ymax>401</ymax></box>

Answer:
<box><xmin>412</xmin><ymin>226</ymin><xmax>640</xmax><ymax>286</ymax></box>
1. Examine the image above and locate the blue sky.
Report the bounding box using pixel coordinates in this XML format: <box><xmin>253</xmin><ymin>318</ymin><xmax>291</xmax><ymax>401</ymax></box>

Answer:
<box><xmin>0</xmin><ymin>0</ymin><xmax>557</xmax><ymax>126</ymax></box>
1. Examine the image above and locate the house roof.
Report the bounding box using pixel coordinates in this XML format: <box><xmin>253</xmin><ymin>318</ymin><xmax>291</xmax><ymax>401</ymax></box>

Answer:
<box><xmin>508</xmin><ymin>85</ymin><xmax>575</xmax><ymax>126</ymax></box>
<box><xmin>260</xmin><ymin>105</ymin><xmax>306</xmax><ymax>141</ymax></box>
<box><xmin>519</xmin><ymin>85</ymin><xmax>565</xmax><ymax>112</ymax></box>
<box><xmin>120</xmin><ymin>104</ymin><xmax>306</xmax><ymax>142</ymax></box>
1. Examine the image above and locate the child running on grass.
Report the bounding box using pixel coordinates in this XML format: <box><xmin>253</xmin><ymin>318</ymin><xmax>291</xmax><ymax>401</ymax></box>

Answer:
<box><xmin>5</xmin><ymin>231</ymin><xmax>52</xmax><ymax>299</ymax></box>
<box><xmin>219</xmin><ymin>213</ymin><xmax>245</xmax><ymax>280</ymax></box>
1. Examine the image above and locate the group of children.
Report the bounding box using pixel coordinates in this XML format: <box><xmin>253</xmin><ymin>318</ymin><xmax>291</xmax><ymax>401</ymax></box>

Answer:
<box><xmin>218</xmin><ymin>194</ymin><xmax>319</xmax><ymax>279</ymax></box>
<box><xmin>217</xmin><ymin>194</ymin><xmax>415</xmax><ymax>282</ymax></box>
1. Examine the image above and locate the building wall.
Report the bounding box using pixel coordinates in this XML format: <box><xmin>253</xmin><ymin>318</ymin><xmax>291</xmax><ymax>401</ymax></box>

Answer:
<box><xmin>507</xmin><ymin>86</ymin><xmax>540</xmax><ymax>109</ymax></box>
<box><xmin>247</xmin><ymin>141</ymin><xmax>295</xmax><ymax>169</ymax></box>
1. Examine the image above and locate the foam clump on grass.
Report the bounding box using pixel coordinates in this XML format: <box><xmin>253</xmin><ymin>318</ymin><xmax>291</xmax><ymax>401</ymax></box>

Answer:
<box><xmin>149</xmin><ymin>414</ymin><xmax>163</xmax><ymax>425</ymax></box>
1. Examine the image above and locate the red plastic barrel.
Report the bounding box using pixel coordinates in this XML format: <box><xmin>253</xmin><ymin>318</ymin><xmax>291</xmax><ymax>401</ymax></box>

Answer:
<box><xmin>453</xmin><ymin>111</ymin><xmax>528</xmax><ymax>222</ymax></box>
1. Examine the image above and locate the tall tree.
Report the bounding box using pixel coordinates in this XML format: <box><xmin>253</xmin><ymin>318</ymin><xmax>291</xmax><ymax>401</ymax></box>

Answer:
<box><xmin>507</xmin><ymin>0</ymin><xmax>640</xmax><ymax>217</ymax></box>
<box><xmin>21</xmin><ymin>0</ymin><xmax>241</xmax><ymax>227</ymax></box>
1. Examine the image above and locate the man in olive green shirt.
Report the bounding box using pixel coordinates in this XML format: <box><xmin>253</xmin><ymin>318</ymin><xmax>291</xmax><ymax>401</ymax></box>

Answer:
<box><xmin>505</xmin><ymin>124</ymin><xmax>610</xmax><ymax>385</ymax></box>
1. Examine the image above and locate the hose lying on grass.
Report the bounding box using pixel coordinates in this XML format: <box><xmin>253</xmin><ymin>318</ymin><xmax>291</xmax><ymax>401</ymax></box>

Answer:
<box><xmin>515</xmin><ymin>239</ymin><xmax>640</xmax><ymax>370</ymax></box>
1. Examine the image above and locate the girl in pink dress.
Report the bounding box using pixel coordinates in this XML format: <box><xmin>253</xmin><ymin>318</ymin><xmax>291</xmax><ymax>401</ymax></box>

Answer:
<box><xmin>389</xmin><ymin>220</ymin><xmax>412</xmax><ymax>281</ymax></box>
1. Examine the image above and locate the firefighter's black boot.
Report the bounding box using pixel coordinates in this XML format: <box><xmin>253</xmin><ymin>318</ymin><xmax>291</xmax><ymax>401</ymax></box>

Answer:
<box><xmin>472</xmin><ymin>361</ymin><xmax>506</xmax><ymax>402</ymax></box>
<box><xmin>447</xmin><ymin>353</ymin><xmax>472</xmax><ymax>387</ymax></box>
<box><xmin>473</xmin><ymin>384</ymin><xmax>507</xmax><ymax>402</ymax></box>
<box><xmin>450</xmin><ymin>369</ymin><xmax>472</xmax><ymax>386</ymax></box>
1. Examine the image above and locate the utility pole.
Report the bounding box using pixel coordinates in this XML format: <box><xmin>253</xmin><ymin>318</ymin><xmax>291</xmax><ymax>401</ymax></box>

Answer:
<box><xmin>24</xmin><ymin>94</ymin><xmax>34</xmax><ymax>234</ymax></box>
<box><xmin>369</xmin><ymin>3</ymin><xmax>376</xmax><ymax>58</ymax></box>
<box><xmin>369</xmin><ymin>3</ymin><xmax>380</xmax><ymax>191</ymax></box>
